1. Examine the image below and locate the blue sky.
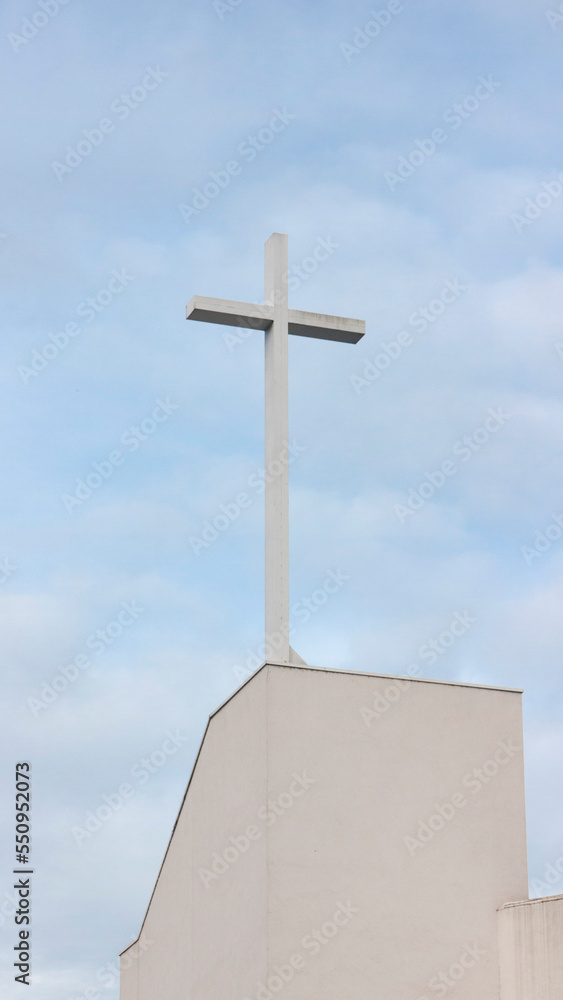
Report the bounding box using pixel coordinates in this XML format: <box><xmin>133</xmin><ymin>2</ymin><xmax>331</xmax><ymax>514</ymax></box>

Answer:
<box><xmin>2</xmin><ymin>0</ymin><xmax>563</xmax><ymax>996</ymax></box>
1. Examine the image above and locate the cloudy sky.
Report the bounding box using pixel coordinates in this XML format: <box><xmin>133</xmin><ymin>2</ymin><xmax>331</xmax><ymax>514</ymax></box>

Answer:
<box><xmin>2</xmin><ymin>0</ymin><xmax>563</xmax><ymax>996</ymax></box>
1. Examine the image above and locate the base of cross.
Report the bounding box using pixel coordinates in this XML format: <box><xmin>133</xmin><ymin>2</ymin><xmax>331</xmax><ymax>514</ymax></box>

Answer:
<box><xmin>289</xmin><ymin>645</ymin><xmax>307</xmax><ymax>665</ymax></box>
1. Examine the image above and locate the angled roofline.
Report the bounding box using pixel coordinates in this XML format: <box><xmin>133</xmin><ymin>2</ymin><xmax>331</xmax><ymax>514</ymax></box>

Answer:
<box><xmin>210</xmin><ymin>662</ymin><xmax>523</xmax><ymax>721</ymax></box>
<box><xmin>119</xmin><ymin>706</ymin><xmax>214</xmax><ymax>955</ymax></box>
<box><xmin>120</xmin><ymin>661</ymin><xmax>523</xmax><ymax>953</ymax></box>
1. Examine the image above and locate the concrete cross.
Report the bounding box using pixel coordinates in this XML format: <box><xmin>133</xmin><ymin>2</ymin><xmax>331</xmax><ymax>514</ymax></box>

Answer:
<box><xmin>187</xmin><ymin>233</ymin><xmax>365</xmax><ymax>666</ymax></box>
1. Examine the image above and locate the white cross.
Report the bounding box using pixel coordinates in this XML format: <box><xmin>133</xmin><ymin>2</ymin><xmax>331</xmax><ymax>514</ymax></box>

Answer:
<box><xmin>187</xmin><ymin>233</ymin><xmax>365</xmax><ymax>666</ymax></box>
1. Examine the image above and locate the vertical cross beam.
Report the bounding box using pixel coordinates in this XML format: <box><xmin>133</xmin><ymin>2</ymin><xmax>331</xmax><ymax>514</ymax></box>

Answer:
<box><xmin>264</xmin><ymin>234</ymin><xmax>290</xmax><ymax>663</ymax></box>
<box><xmin>186</xmin><ymin>233</ymin><xmax>365</xmax><ymax>667</ymax></box>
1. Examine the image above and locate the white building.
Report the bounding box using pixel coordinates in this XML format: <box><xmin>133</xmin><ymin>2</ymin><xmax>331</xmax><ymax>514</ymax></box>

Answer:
<box><xmin>120</xmin><ymin>662</ymin><xmax>562</xmax><ymax>999</ymax></box>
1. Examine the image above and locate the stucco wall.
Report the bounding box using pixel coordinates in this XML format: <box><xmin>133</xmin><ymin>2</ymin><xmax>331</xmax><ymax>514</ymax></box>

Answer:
<box><xmin>121</xmin><ymin>666</ymin><xmax>268</xmax><ymax>1000</ymax></box>
<box><xmin>499</xmin><ymin>894</ymin><xmax>563</xmax><ymax>999</ymax></box>
<box><xmin>120</xmin><ymin>664</ymin><xmax>528</xmax><ymax>1000</ymax></box>
<box><xmin>265</xmin><ymin>666</ymin><xmax>528</xmax><ymax>1000</ymax></box>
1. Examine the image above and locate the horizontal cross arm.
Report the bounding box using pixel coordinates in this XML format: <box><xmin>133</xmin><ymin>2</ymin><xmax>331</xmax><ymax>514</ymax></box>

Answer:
<box><xmin>288</xmin><ymin>309</ymin><xmax>365</xmax><ymax>344</ymax></box>
<box><xmin>186</xmin><ymin>295</ymin><xmax>273</xmax><ymax>330</ymax></box>
<box><xmin>187</xmin><ymin>296</ymin><xmax>365</xmax><ymax>345</ymax></box>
